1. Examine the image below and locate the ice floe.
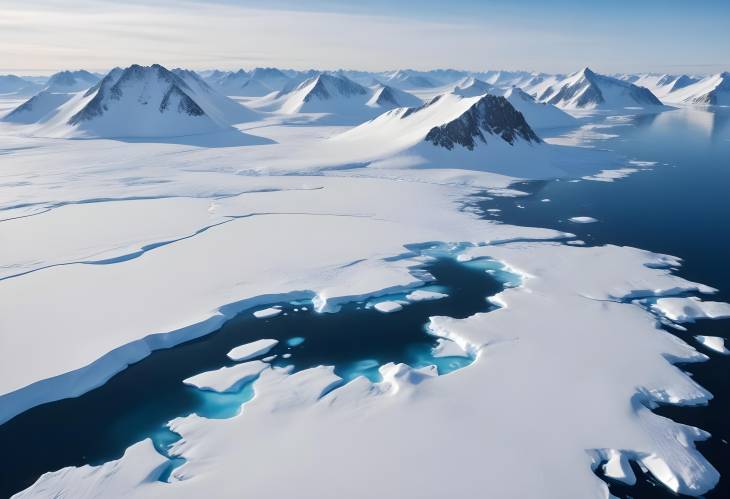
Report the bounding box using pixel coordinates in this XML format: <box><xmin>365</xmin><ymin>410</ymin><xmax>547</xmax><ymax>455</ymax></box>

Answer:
<box><xmin>183</xmin><ymin>361</ymin><xmax>268</xmax><ymax>393</ymax></box>
<box><xmin>694</xmin><ymin>335</ymin><xmax>729</xmax><ymax>355</ymax></box>
<box><xmin>252</xmin><ymin>307</ymin><xmax>282</xmax><ymax>319</ymax></box>
<box><xmin>569</xmin><ymin>216</ymin><xmax>598</xmax><ymax>223</ymax></box>
<box><xmin>405</xmin><ymin>290</ymin><xmax>448</xmax><ymax>302</ymax></box>
<box><xmin>651</xmin><ymin>297</ymin><xmax>730</xmax><ymax>323</ymax></box>
<box><xmin>226</xmin><ymin>339</ymin><xmax>279</xmax><ymax>362</ymax></box>
<box><xmin>373</xmin><ymin>301</ymin><xmax>404</xmax><ymax>313</ymax></box>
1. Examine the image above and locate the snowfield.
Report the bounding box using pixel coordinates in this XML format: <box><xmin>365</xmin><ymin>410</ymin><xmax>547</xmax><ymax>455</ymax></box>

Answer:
<box><xmin>0</xmin><ymin>64</ymin><xmax>727</xmax><ymax>499</ymax></box>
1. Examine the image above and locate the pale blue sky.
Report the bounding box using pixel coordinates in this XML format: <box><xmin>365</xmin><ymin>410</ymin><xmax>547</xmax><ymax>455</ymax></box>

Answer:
<box><xmin>1</xmin><ymin>0</ymin><xmax>728</xmax><ymax>75</ymax></box>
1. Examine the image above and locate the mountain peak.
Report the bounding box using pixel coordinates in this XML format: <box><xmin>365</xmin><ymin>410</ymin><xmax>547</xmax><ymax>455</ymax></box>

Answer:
<box><xmin>579</xmin><ymin>67</ymin><xmax>596</xmax><ymax>78</ymax></box>
<box><xmin>46</xmin><ymin>69</ymin><xmax>100</xmax><ymax>92</ymax></box>
<box><xmin>301</xmin><ymin>73</ymin><xmax>367</xmax><ymax>102</ymax></box>
<box><xmin>425</xmin><ymin>94</ymin><xmax>540</xmax><ymax>151</ymax></box>
<box><xmin>452</xmin><ymin>77</ymin><xmax>492</xmax><ymax>97</ymax></box>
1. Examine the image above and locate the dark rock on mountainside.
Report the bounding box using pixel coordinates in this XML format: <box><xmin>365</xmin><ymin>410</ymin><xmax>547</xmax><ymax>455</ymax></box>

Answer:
<box><xmin>425</xmin><ymin>95</ymin><xmax>540</xmax><ymax>150</ymax></box>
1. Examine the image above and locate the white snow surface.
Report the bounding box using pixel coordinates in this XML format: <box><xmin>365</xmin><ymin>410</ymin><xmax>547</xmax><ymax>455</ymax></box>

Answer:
<box><xmin>651</xmin><ymin>297</ymin><xmax>730</xmax><ymax>323</ymax></box>
<box><xmin>183</xmin><ymin>361</ymin><xmax>269</xmax><ymax>392</ymax></box>
<box><xmin>373</xmin><ymin>301</ymin><xmax>404</xmax><ymax>313</ymax></box>
<box><xmin>405</xmin><ymin>289</ymin><xmax>448</xmax><ymax>302</ymax></box>
<box><xmin>431</xmin><ymin>337</ymin><xmax>469</xmax><ymax>358</ymax></box>
<box><xmin>569</xmin><ymin>216</ymin><xmax>598</xmax><ymax>223</ymax></box>
<box><xmin>660</xmin><ymin>72</ymin><xmax>730</xmax><ymax>105</ymax></box>
<box><xmin>13</xmin><ymin>439</ymin><xmax>169</xmax><ymax>499</ymax></box>
<box><xmin>252</xmin><ymin>307</ymin><xmax>283</xmax><ymax>319</ymax></box>
<box><xmin>226</xmin><ymin>340</ymin><xmax>279</xmax><ymax>362</ymax></box>
<box><xmin>501</xmin><ymin>86</ymin><xmax>578</xmax><ymax>129</ymax></box>
<box><xmin>2</xmin><ymin>91</ymin><xmax>74</xmax><ymax>124</ymax></box>
<box><xmin>694</xmin><ymin>336</ymin><xmax>730</xmax><ymax>355</ymax></box>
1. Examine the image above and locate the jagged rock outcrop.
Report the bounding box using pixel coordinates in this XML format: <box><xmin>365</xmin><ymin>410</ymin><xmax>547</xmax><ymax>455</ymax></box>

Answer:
<box><xmin>425</xmin><ymin>94</ymin><xmax>540</xmax><ymax>150</ymax></box>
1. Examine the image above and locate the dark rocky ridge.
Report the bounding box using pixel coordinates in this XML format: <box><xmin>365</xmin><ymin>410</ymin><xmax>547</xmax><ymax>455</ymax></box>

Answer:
<box><xmin>424</xmin><ymin>94</ymin><xmax>540</xmax><ymax>150</ymax></box>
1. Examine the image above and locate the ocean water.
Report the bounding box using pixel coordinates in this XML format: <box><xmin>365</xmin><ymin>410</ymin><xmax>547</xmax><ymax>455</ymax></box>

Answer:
<box><xmin>479</xmin><ymin>106</ymin><xmax>730</xmax><ymax>498</ymax></box>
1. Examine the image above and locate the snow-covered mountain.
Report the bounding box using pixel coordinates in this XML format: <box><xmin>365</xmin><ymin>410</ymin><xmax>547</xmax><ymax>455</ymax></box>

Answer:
<box><xmin>367</xmin><ymin>83</ymin><xmax>422</xmax><ymax>109</ymax></box>
<box><xmin>451</xmin><ymin>77</ymin><xmax>494</xmax><ymax>97</ymax></box>
<box><xmin>332</xmin><ymin>92</ymin><xmax>544</xmax><ymax>172</ymax></box>
<box><xmin>206</xmin><ymin>68</ymin><xmax>293</xmax><ymax>97</ymax></box>
<box><xmin>263</xmin><ymin>73</ymin><xmax>420</xmax><ymax>118</ymax></box>
<box><xmin>0</xmin><ymin>75</ymin><xmax>40</xmax><ymax>96</ymax></box>
<box><xmin>4</xmin><ymin>64</ymin><xmax>259</xmax><ymax>138</ymax></box>
<box><xmin>538</xmin><ymin>67</ymin><xmax>664</xmax><ymax>110</ymax></box>
<box><xmin>2</xmin><ymin>91</ymin><xmax>74</xmax><ymax>124</ymax></box>
<box><xmin>618</xmin><ymin>73</ymin><xmax>699</xmax><ymax>100</ymax></box>
<box><xmin>171</xmin><ymin>68</ymin><xmax>259</xmax><ymax>123</ymax></box>
<box><xmin>663</xmin><ymin>72</ymin><xmax>730</xmax><ymax>105</ymax></box>
<box><xmin>207</xmin><ymin>69</ymin><xmax>251</xmax><ymax>95</ymax></box>
<box><xmin>274</xmin><ymin>73</ymin><xmax>368</xmax><ymax>114</ymax></box>
<box><xmin>383</xmin><ymin>70</ymin><xmax>438</xmax><ymax>89</ymax></box>
<box><xmin>501</xmin><ymin>87</ymin><xmax>577</xmax><ymax>129</ymax></box>
<box><xmin>248</xmin><ymin>67</ymin><xmax>292</xmax><ymax>91</ymax></box>
<box><xmin>66</xmin><ymin>65</ymin><xmax>224</xmax><ymax>137</ymax></box>
<box><xmin>45</xmin><ymin>70</ymin><xmax>100</xmax><ymax>92</ymax></box>
<box><xmin>475</xmin><ymin>70</ymin><xmax>538</xmax><ymax>88</ymax></box>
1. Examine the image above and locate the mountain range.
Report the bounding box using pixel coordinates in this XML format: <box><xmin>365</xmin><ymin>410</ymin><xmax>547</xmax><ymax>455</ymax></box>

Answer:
<box><xmin>3</xmin><ymin>63</ymin><xmax>729</xmax><ymax>140</ymax></box>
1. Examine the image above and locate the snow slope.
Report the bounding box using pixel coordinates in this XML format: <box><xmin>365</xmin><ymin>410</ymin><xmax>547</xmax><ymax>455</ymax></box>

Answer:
<box><xmin>171</xmin><ymin>69</ymin><xmax>259</xmax><ymax>123</ymax></box>
<box><xmin>0</xmin><ymin>75</ymin><xmax>40</xmax><ymax>96</ymax></box>
<box><xmin>44</xmin><ymin>70</ymin><xmax>99</xmax><ymax>93</ymax></box>
<box><xmin>664</xmin><ymin>72</ymin><xmax>730</xmax><ymax>105</ymax></box>
<box><xmin>451</xmin><ymin>76</ymin><xmax>494</xmax><ymax>97</ymax></box>
<box><xmin>273</xmin><ymin>73</ymin><xmax>370</xmax><ymax>114</ymax></box>
<box><xmin>620</xmin><ymin>74</ymin><xmax>700</xmax><ymax>100</ymax></box>
<box><xmin>247</xmin><ymin>67</ymin><xmax>292</xmax><ymax>91</ymax></box>
<box><xmin>366</xmin><ymin>83</ymin><xmax>422</xmax><ymax>109</ymax></box>
<box><xmin>539</xmin><ymin>67</ymin><xmax>665</xmax><ymax>111</ymax></box>
<box><xmin>336</xmin><ymin>92</ymin><xmax>538</xmax><ymax>153</ymax></box>
<box><xmin>261</xmin><ymin>73</ymin><xmax>419</xmax><ymax>119</ymax></box>
<box><xmin>206</xmin><ymin>69</ymin><xmax>249</xmax><ymax>95</ymax></box>
<box><xmin>327</xmin><ymin>90</ymin><xmax>622</xmax><ymax>178</ymax></box>
<box><xmin>66</xmin><ymin>65</ymin><xmax>224</xmax><ymax>137</ymax></box>
<box><xmin>207</xmin><ymin>68</ymin><xmax>292</xmax><ymax>97</ymax></box>
<box><xmin>383</xmin><ymin>70</ymin><xmax>438</xmax><ymax>89</ymax></box>
<box><xmin>501</xmin><ymin>87</ymin><xmax>578</xmax><ymax>129</ymax></box>
<box><xmin>2</xmin><ymin>91</ymin><xmax>74</xmax><ymax>124</ymax></box>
